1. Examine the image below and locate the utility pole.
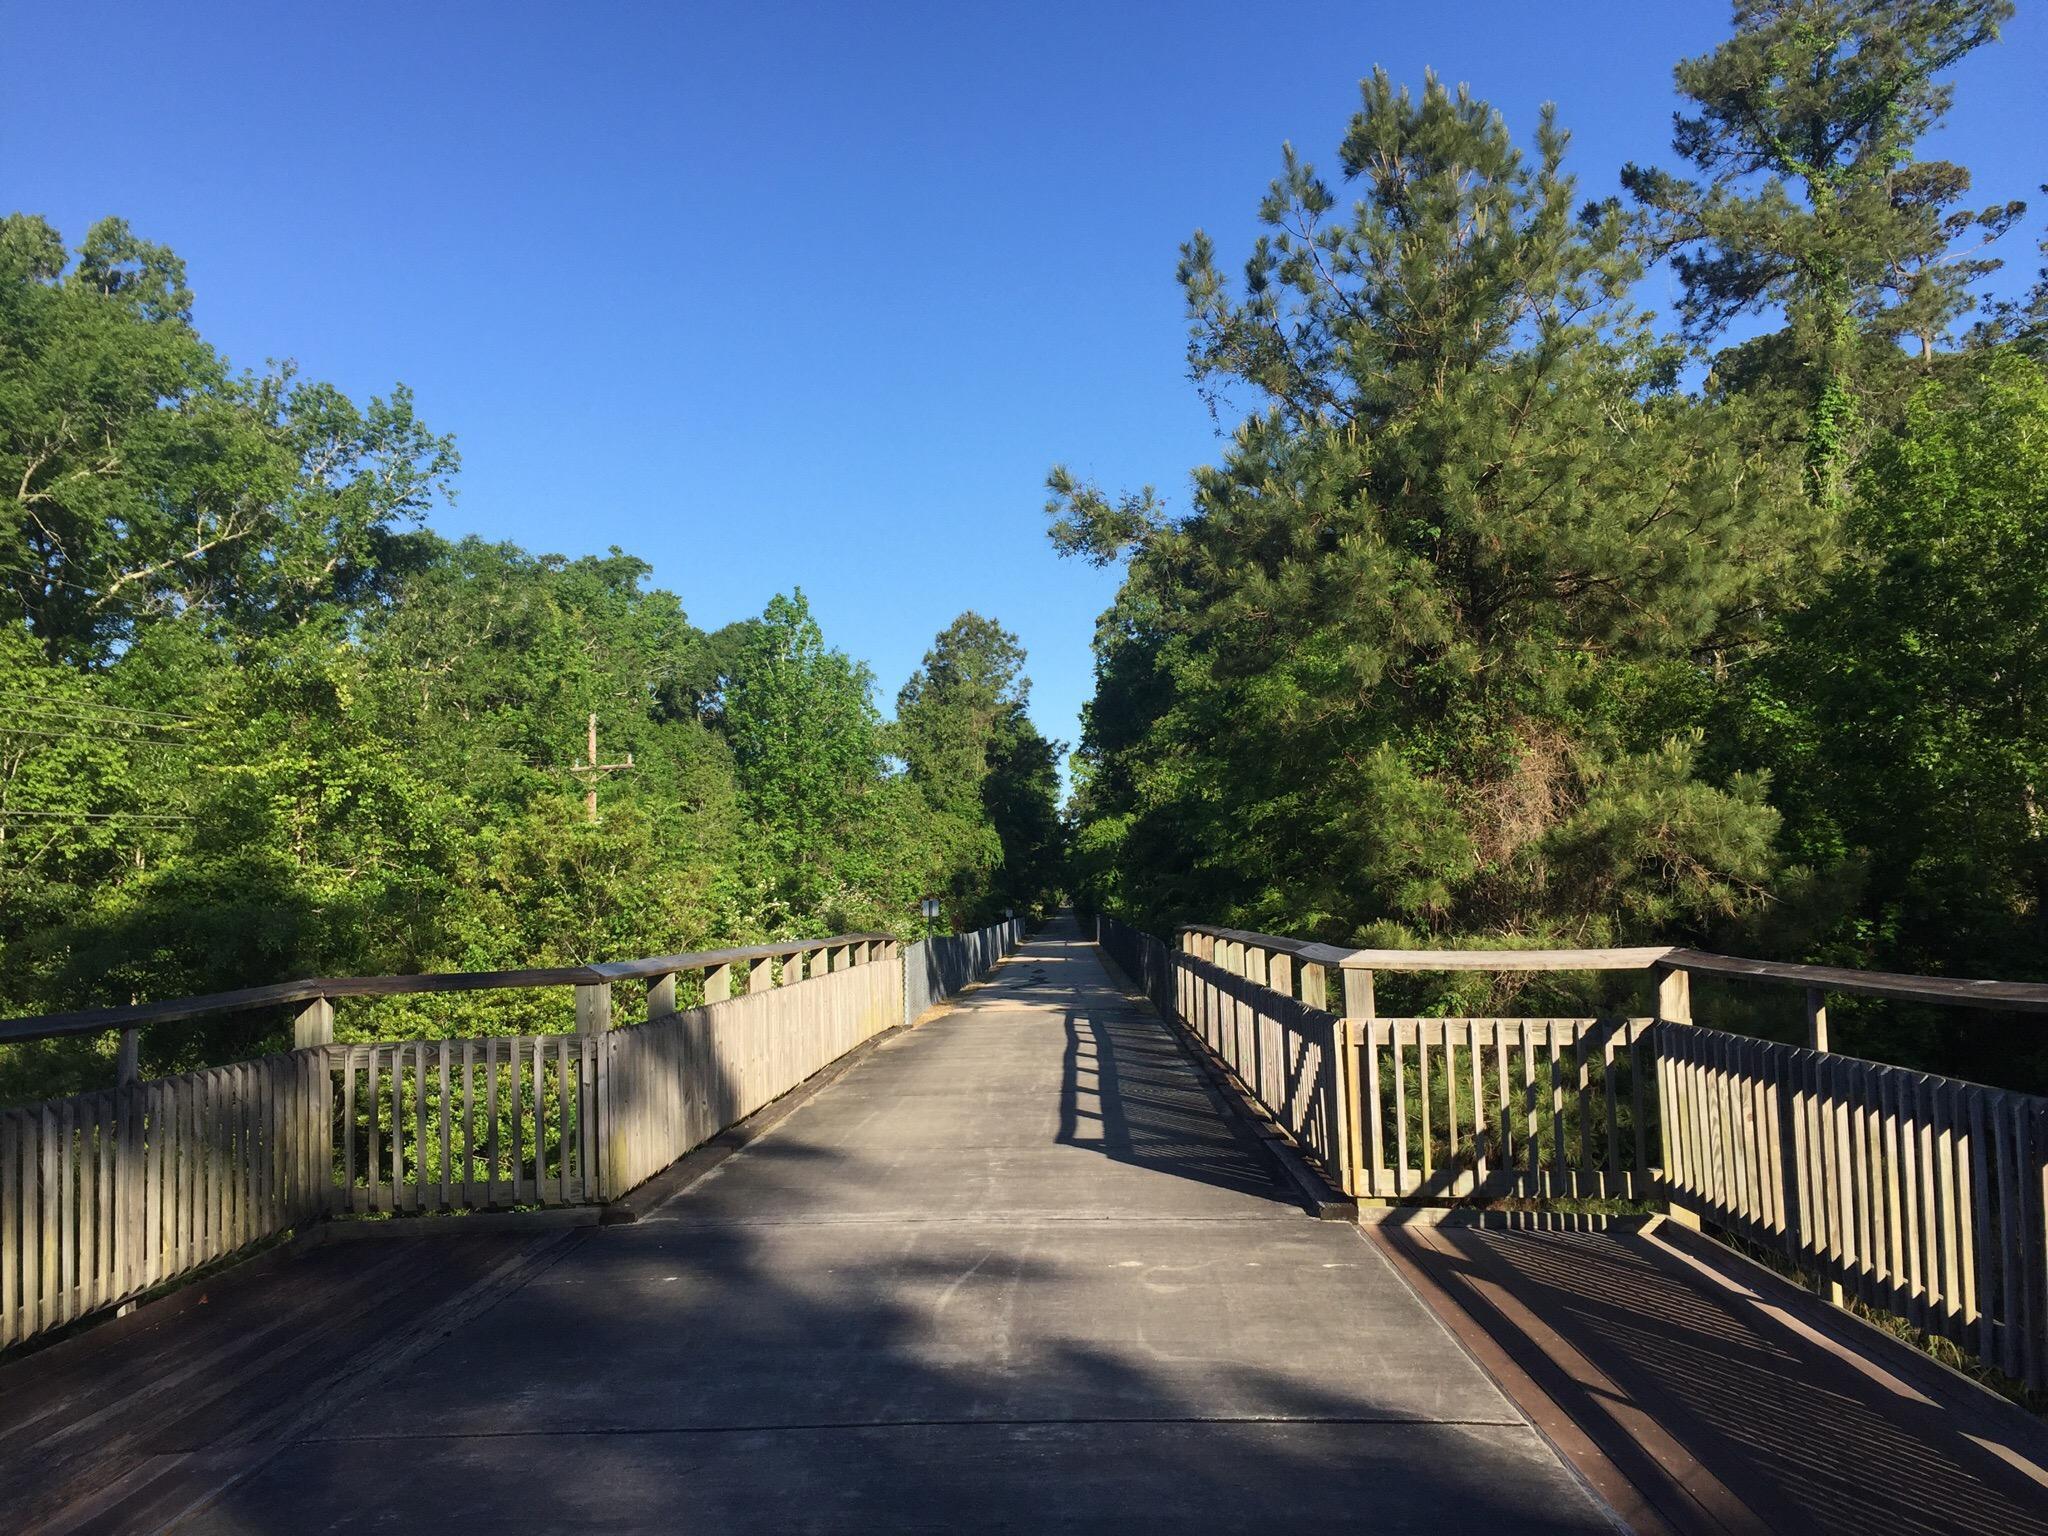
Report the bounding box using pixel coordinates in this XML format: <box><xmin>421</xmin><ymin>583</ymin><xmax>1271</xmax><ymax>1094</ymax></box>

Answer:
<box><xmin>572</xmin><ymin>712</ymin><xmax>633</xmax><ymax>824</ymax></box>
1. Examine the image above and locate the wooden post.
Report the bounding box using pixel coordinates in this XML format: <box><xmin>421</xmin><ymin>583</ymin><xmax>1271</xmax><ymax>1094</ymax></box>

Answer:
<box><xmin>575</xmin><ymin>982</ymin><xmax>613</xmax><ymax>1035</ymax></box>
<box><xmin>1805</xmin><ymin>986</ymin><xmax>1843</xmax><ymax>1306</ymax></box>
<box><xmin>1339</xmin><ymin>968</ymin><xmax>1376</xmax><ymax>1205</ymax></box>
<box><xmin>115</xmin><ymin>1028</ymin><xmax>142</xmax><ymax>1088</ymax></box>
<box><xmin>294</xmin><ymin>996</ymin><xmax>335</xmax><ymax>1049</ymax></box>
<box><xmin>1651</xmin><ymin>962</ymin><xmax>1699</xmax><ymax>1229</ymax></box>
<box><xmin>1341</xmin><ymin>966</ymin><xmax>1376</xmax><ymax>1022</ymax></box>
<box><xmin>705</xmin><ymin>962</ymin><xmax>733</xmax><ymax>1005</ymax></box>
<box><xmin>747</xmin><ymin>958</ymin><xmax>770</xmax><ymax>995</ymax></box>
<box><xmin>1269</xmin><ymin>952</ymin><xmax>1295</xmax><ymax>1001</ymax></box>
<box><xmin>1653</xmin><ymin>963</ymin><xmax>1691</xmax><ymax>1026</ymax></box>
<box><xmin>648</xmin><ymin>972</ymin><xmax>678</xmax><ymax>1020</ymax></box>
<box><xmin>1300</xmin><ymin>962</ymin><xmax>1328</xmax><ymax>1012</ymax></box>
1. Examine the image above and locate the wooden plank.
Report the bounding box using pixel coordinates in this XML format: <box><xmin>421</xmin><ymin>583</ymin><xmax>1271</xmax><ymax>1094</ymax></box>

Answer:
<box><xmin>1602</xmin><ymin>1025</ymin><xmax>1619</xmax><ymax>1195</ymax></box>
<box><xmin>1521</xmin><ymin>1020</ymin><xmax>1537</xmax><ymax>1194</ymax></box>
<box><xmin>532</xmin><ymin>1036</ymin><xmax>548</xmax><ymax>1206</ymax></box>
<box><xmin>1</xmin><ymin>1112</ymin><xmax>17</xmax><ymax>1346</ymax></box>
<box><xmin>1469</xmin><ymin>1019</ymin><xmax>1487</xmax><ymax>1183</ymax></box>
<box><xmin>485</xmin><ymin>1038</ymin><xmax>501</xmax><ymax>1207</ymax></box>
<box><xmin>1496</xmin><ymin>1021</ymin><xmax>1514</xmax><ymax>1172</ymax></box>
<box><xmin>58</xmin><ymin>1098</ymin><xmax>75</xmax><ymax>1324</ymax></box>
<box><xmin>1962</xmin><ymin>1087</ymin><xmax>1987</xmax><ymax>1352</ymax></box>
<box><xmin>1391</xmin><ymin>1023</ymin><xmax>1409</xmax><ymax>1195</ymax></box>
<box><xmin>144</xmin><ymin>1079</ymin><xmax>165</xmax><ymax>1286</ymax></box>
<box><xmin>1363</xmin><ymin>1019</ymin><xmax>1384</xmax><ymax>1197</ymax></box>
<box><xmin>438</xmin><ymin>1042</ymin><xmax>453</xmax><ymax>1212</ymax></box>
<box><xmin>1832</xmin><ymin>1053</ymin><xmax>1859</xmax><ymax>1291</ymax></box>
<box><xmin>511</xmin><ymin>1036</ymin><xmax>529</xmax><ymax>1205</ymax></box>
<box><xmin>412</xmin><ymin>1041</ymin><xmax>428</xmax><ymax>1213</ymax></box>
<box><xmin>1548</xmin><ymin>1023</ymin><xmax>1564</xmax><ymax>1203</ymax></box>
<box><xmin>1932</xmin><ymin>1079</ymin><xmax>1962</xmax><ymax>1343</ymax></box>
<box><xmin>2018</xmin><ymin>1098</ymin><xmax>2046</xmax><ymax>1390</ymax></box>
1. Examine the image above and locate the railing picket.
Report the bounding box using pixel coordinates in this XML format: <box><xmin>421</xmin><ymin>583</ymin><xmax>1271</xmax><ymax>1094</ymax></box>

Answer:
<box><xmin>1520</xmin><ymin>1021</ymin><xmax>1538</xmax><ymax>1193</ymax></box>
<box><xmin>1391</xmin><ymin>1024</ymin><xmax>1409</xmax><ymax>1196</ymax></box>
<box><xmin>437</xmin><ymin>1042</ymin><xmax>453</xmax><ymax>1213</ymax></box>
<box><xmin>555</xmin><ymin>1036</ymin><xmax>572</xmax><ymax>1204</ymax></box>
<box><xmin>485</xmin><ymin>1038</ymin><xmax>501</xmax><ymax>1207</ymax></box>
<box><xmin>1362</xmin><ymin>1020</ymin><xmax>1384</xmax><ymax>1198</ymax></box>
<box><xmin>532</xmin><ymin>1036</ymin><xmax>548</xmax><ymax>1206</ymax></box>
<box><xmin>1494</xmin><ymin>1022</ymin><xmax>1512</xmax><ymax>1175</ymax></box>
<box><xmin>1468</xmin><ymin>1020</ymin><xmax>1486</xmax><ymax>1186</ymax></box>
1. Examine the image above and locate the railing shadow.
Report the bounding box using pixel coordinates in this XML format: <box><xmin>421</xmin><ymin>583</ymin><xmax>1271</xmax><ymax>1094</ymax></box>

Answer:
<box><xmin>1055</xmin><ymin>1007</ymin><xmax>1291</xmax><ymax>1202</ymax></box>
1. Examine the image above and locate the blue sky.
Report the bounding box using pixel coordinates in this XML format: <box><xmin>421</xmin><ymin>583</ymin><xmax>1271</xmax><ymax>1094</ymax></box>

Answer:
<box><xmin>8</xmin><ymin>3</ymin><xmax>2044</xmax><ymax>781</ymax></box>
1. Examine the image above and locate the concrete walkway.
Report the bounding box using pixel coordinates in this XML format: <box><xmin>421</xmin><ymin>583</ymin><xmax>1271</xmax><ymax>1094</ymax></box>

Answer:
<box><xmin>8</xmin><ymin>921</ymin><xmax>1615</xmax><ymax>1532</ymax></box>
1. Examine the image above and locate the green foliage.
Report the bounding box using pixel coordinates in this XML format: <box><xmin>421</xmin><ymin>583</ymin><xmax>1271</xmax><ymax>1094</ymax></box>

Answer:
<box><xmin>1622</xmin><ymin>1</ymin><xmax>2021</xmax><ymax>504</ymax></box>
<box><xmin>1061</xmin><ymin>13</ymin><xmax>2048</xmax><ymax>1091</ymax></box>
<box><xmin>1</xmin><ymin>222</ymin><xmax>1065</xmax><ymax>1105</ymax></box>
<box><xmin>893</xmin><ymin>612</ymin><xmax>1068</xmax><ymax>924</ymax></box>
<box><xmin>0</xmin><ymin>214</ymin><xmax>455</xmax><ymax>665</ymax></box>
<box><xmin>1058</xmin><ymin>70</ymin><xmax>1809</xmax><ymax>964</ymax></box>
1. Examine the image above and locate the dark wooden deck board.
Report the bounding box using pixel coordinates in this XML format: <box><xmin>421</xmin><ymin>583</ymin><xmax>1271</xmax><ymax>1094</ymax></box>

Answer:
<box><xmin>1375</xmin><ymin>1216</ymin><xmax>2048</xmax><ymax>1535</ymax></box>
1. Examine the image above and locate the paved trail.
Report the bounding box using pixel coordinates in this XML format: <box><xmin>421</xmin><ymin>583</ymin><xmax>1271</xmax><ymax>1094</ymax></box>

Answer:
<box><xmin>7</xmin><ymin>920</ymin><xmax>1613</xmax><ymax>1533</ymax></box>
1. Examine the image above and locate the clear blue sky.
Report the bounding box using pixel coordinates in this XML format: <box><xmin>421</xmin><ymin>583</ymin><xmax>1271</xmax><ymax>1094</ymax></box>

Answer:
<box><xmin>8</xmin><ymin>3</ymin><xmax>2044</xmax><ymax>780</ymax></box>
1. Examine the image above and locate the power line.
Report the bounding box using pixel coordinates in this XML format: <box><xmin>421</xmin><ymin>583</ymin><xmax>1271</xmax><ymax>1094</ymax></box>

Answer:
<box><xmin>0</xmin><ymin>697</ymin><xmax>201</xmax><ymax>725</ymax></box>
<box><xmin>0</xmin><ymin>809</ymin><xmax>193</xmax><ymax>824</ymax></box>
<box><xmin>0</xmin><ymin>724</ymin><xmax>193</xmax><ymax>747</ymax></box>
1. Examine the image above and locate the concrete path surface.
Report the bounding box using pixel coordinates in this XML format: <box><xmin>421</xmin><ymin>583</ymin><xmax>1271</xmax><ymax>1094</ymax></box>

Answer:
<box><xmin>3</xmin><ymin>919</ymin><xmax>1615</xmax><ymax>1533</ymax></box>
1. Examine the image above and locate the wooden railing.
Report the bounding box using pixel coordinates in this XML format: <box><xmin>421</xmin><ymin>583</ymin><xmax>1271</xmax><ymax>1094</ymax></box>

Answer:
<box><xmin>1096</xmin><ymin>913</ymin><xmax>2048</xmax><ymax>1393</ymax></box>
<box><xmin>0</xmin><ymin>934</ymin><xmax>901</xmax><ymax>1350</ymax></box>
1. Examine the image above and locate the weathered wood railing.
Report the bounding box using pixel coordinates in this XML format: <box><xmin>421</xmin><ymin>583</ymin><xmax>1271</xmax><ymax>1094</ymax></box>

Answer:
<box><xmin>0</xmin><ymin>934</ymin><xmax>900</xmax><ymax>1349</ymax></box>
<box><xmin>1095</xmin><ymin>913</ymin><xmax>2048</xmax><ymax>1392</ymax></box>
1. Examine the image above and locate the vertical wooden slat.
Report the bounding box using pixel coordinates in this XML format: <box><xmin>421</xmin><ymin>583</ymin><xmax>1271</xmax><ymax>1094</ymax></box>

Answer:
<box><xmin>1</xmin><ymin>1112</ymin><xmax>17</xmax><ymax>1347</ymax></box>
<box><xmin>1931</xmin><ymin>1078</ymin><xmax>1961</xmax><ymax>1343</ymax></box>
<box><xmin>1417</xmin><ymin>1023</ymin><xmax>1433</xmax><ymax>1188</ymax></box>
<box><xmin>1966</xmin><ymin>1097</ymin><xmax>1982</xmax><ymax>1359</ymax></box>
<box><xmin>58</xmin><ymin>1099</ymin><xmax>76</xmax><ymax>1323</ymax></box>
<box><xmin>1469</xmin><ymin>1020</ymin><xmax>1487</xmax><ymax>1185</ymax></box>
<box><xmin>556</xmin><ymin>1036</ymin><xmax>573</xmax><ymax>1204</ymax></box>
<box><xmin>30</xmin><ymin>1109</ymin><xmax>49</xmax><ymax>1337</ymax></box>
<box><xmin>437</xmin><ymin>1043</ymin><xmax>453</xmax><ymax>1213</ymax></box>
<box><xmin>363</xmin><ymin>1049</ymin><xmax>382</xmax><ymax>1215</ymax></box>
<box><xmin>411</xmin><ymin>1042</ymin><xmax>427</xmax><ymax>1214</ymax></box>
<box><xmin>1602</xmin><ymin>1026</ymin><xmax>1619</xmax><ymax>1197</ymax></box>
<box><xmin>532</xmin><ymin>1036</ymin><xmax>548</xmax><ymax>1206</ymax></box>
<box><xmin>1496</xmin><ymin>1022</ymin><xmax>1513</xmax><ymax>1174</ymax></box>
<box><xmin>1390</xmin><ymin>1024</ymin><xmax>1410</xmax><ymax>1196</ymax></box>
<box><xmin>461</xmin><ymin>1039</ymin><xmax>478</xmax><ymax>1208</ymax></box>
<box><xmin>1521</xmin><ymin>1021</ymin><xmax>1538</xmax><ymax>1194</ymax></box>
<box><xmin>485</xmin><ymin>1038</ymin><xmax>501</xmax><ymax>1207</ymax></box>
<box><xmin>1362</xmin><ymin>1020</ymin><xmax>1384</xmax><ymax>1198</ymax></box>
<box><xmin>1548</xmin><ymin>1023</ymin><xmax>1565</xmax><ymax>1203</ymax></box>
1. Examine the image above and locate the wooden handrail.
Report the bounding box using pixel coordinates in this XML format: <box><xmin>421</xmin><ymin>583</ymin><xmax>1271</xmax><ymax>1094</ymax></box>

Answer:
<box><xmin>1176</xmin><ymin>923</ymin><xmax>2048</xmax><ymax>1012</ymax></box>
<box><xmin>0</xmin><ymin>932</ymin><xmax>898</xmax><ymax>1045</ymax></box>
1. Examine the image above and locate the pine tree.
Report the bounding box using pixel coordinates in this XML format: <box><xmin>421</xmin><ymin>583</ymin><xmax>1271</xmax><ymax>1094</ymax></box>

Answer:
<box><xmin>1622</xmin><ymin>1</ymin><xmax>2020</xmax><ymax>507</ymax></box>
<box><xmin>1054</xmin><ymin>71</ymin><xmax>1812</xmax><ymax>953</ymax></box>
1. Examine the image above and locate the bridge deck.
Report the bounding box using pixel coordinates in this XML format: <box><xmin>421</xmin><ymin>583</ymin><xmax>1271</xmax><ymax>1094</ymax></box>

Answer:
<box><xmin>4</xmin><ymin>921</ymin><xmax>2043</xmax><ymax>1532</ymax></box>
<box><xmin>0</xmin><ymin>920</ymin><xmax>1608</xmax><ymax>1533</ymax></box>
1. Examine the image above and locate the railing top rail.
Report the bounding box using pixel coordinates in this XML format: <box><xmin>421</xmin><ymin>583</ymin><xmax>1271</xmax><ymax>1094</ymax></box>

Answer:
<box><xmin>1664</xmin><ymin>946</ymin><xmax>2048</xmax><ymax>1013</ymax></box>
<box><xmin>1178</xmin><ymin>924</ymin><xmax>1673</xmax><ymax>973</ymax></box>
<box><xmin>1175</xmin><ymin>922</ymin><xmax>2048</xmax><ymax>1013</ymax></box>
<box><xmin>0</xmin><ymin>932</ymin><xmax>898</xmax><ymax>1045</ymax></box>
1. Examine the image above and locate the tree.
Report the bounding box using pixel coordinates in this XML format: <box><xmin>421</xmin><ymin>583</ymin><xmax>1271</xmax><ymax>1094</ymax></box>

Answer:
<box><xmin>894</xmin><ymin>612</ymin><xmax>1066</xmax><ymax>921</ymax></box>
<box><xmin>1622</xmin><ymin>1</ymin><xmax>2021</xmax><ymax>507</ymax></box>
<box><xmin>1053</xmin><ymin>70</ymin><xmax>1810</xmax><ymax>958</ymax></box>
<box><xmin>0</xmin><ymin>215</ymin><xmax>455</xmax><ymax>667</ymax></box>
<box><xmin>721</xmin><ymin>591</ymin><xmax>890</xmax><ymax>921</ymax></box>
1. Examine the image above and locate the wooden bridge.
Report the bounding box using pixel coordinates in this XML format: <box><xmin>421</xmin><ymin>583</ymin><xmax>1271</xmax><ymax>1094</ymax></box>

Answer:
<box><xmin>2</xmin><ymin>916</ymin><xmax>2047</xmax><ymax>1532</ymax></box>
